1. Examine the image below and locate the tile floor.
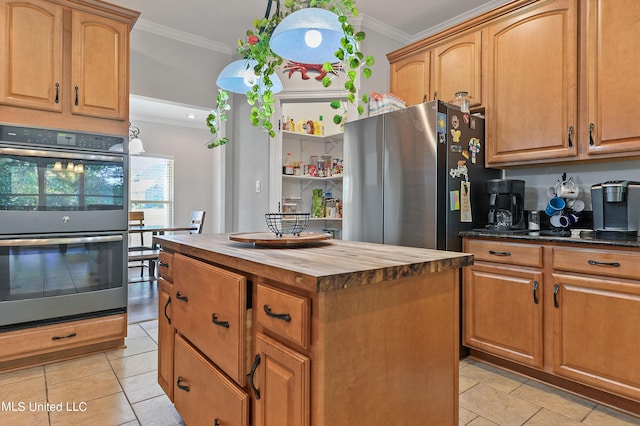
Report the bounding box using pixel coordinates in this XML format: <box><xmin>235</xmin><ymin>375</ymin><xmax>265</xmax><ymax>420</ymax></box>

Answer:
<box><xmin>0</xmin><ymin>278</ymin><xmax>639</xmax><ymax>425</ymax></box>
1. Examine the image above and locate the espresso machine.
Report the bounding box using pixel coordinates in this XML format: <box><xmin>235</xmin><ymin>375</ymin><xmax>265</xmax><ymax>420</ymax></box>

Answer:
<box><xmin>486</xmin><ymin>179</ymin><xmax>526</xmax><ymax>231</ymax></box>
<box><xmin>591</xmin><ymin>181</ymin><xmax>640</xmax><ymax>236</ymax></box>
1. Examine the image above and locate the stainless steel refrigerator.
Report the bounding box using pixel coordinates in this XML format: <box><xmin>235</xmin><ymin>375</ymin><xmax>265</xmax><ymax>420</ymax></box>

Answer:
<box><xmin>343</xmin><ymin>100</ymin><xmax>500</xmax><ymax>252</ymax></box>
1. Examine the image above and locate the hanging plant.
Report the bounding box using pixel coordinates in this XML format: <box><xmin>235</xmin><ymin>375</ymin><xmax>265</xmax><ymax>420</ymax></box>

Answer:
<box><xmin>207</xmin><ymin>0</ymin><xmax>374</xmax><ymax>148</ymax></box>
<box><xmin>206</xmin><ymin>89</ymin><xmax>230</xmax><ymax>148</ymax></box>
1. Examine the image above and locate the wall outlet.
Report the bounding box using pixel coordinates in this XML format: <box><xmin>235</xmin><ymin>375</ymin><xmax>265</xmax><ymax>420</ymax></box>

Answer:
<box><xmin>255</xmin><ymin>179</ymin><xmax>261</xmax><ymax>193</ymax></box>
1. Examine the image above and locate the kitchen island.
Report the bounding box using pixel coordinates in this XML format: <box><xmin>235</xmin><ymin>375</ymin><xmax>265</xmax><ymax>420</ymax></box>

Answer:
<box><xmin>153</xmin><ymin>233</ymin><xmax>472</xmax><ymax>426</ymax></box>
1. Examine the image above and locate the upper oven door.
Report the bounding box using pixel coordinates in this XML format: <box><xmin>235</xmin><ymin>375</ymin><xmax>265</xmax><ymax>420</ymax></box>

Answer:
<box><xmin>0</xmin><ymin>146</ymin><xmax>128</xmax><ymax>234</ymax></box>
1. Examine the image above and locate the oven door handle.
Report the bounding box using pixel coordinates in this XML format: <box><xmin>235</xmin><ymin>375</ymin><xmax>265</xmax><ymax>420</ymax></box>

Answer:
<box><xmin>0</xmin><ymin>235</ymin><xmax>123</xmax><ymax>247</ymax></box>
<box><xmin>0</xmin><ymin>146</ymin><xmax>124</xmax><ymax>163</ymax></box>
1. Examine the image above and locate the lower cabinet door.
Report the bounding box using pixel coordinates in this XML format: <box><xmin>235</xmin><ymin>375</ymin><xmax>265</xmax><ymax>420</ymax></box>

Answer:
<box><xmin>157</xmin><ymin>279</ymin><xmax>174</xmax><ymax>401</ymax></box>
<box><xmin>174</xmin><ymin>334</ymin><xmax>249</xmax><ymax>426</ymax></box>
<box><xmin>463</xmin><ymin>263</ymin><xmax>544</xmax><ymax>368</ymax></box>
<box><xmin>252</xmin><ymin>333</ymin><xmax>310</xmax><ymax>426</ymax></box>
<box><xmin>552</xmin><ymin>273</ymin><xmax>640</xmax><ymax>401</ymax></box>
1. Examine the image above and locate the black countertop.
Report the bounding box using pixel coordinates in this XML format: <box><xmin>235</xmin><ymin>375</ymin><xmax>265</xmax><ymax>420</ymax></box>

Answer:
<box><xmin>460</xmin><ymin>229</ymin><xmax>640</xmax><ymax>248</ymax></box>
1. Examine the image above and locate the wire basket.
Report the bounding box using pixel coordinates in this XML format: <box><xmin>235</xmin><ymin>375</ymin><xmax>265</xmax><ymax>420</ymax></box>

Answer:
<box><xmin>265</xmin><ymin>213</ymin><xmax>310</xmax><ymax>237</ymax></box>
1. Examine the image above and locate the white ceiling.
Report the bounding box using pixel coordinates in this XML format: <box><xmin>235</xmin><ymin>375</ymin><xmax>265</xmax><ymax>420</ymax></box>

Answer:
<box><xmin>117</xmin><ymin>0</ymin><xmax>514</xmax><ymax>127</ymax></box>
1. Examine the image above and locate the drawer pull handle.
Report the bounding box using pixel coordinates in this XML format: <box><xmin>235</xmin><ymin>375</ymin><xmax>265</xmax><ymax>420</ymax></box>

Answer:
<box><xmin>587</xmin><ymin>259</ymin><xmax>620</xmax><ymax>267</ymax></box>
<box><xmin>589</xmin><ymin>122</ymin><xmax>595</xmax><ymax>145</ymax></box>
<box><xmin>533</xmin><ymin>281</ymin><xmax>539</xmax><ymax>305</ymax></box>
<box><xmin>163</xmin><ymin>296</ymin><xmax>172</xmax><ymax>325</ymax></box>
<box><xmin>488</xmin><ymin>250</ymin><xmax>511</xmax><ymax>256</ymax></box>
<box><xmin>51</xmin><ymin>332</ymin><xmax>77</xmax><ymax>341</ymax></box>
<box><xmin>567</xmin><ymin>125</ymin><xmax>574</xmax><ymax>148</ymax></box>
<box><xmin>74</xmin><ymin>85</ymin><xmax>79</xmax><ymax>106</ymax></box>
<box><xmin>211</xmin><ymin>313</ymin><xmax>229</xmax><ymax>328</ymax></box>
<box><xmin>176</xmin><ymin>291</ymin><xmax>188</xmax><ymax>302</ymax></box>
<box><xmin>247</xmin><ymin>354</ymin><xmax>261</xmax><ymax>400</ymax></box>
<box><xmin>177</xmin><ymin>376</ymin><xmax>190</xmax><ymax>392</ymax></box>
<box><xmin>55</xmin><ymin>83</ymin><xmax>60</xmax><ymax>104</ymax></box>
<box><xmin>553</xmin><ymin>284</ymin><xmax>560</xmax><ymax>308</ymax></box>
<box><xmin>214</xmin><ymin>420</ymin><xmax>220</xmax><ymax>426</ymax></box>
<box><xmin>158</xmin><ymin>261</ymin><xmax>169</xmax><ymax>268</ymax></box>
<box><xmin>263</xmin><ymin>304</ymin><xmax>291</xmax><ymax>322</ymax></box>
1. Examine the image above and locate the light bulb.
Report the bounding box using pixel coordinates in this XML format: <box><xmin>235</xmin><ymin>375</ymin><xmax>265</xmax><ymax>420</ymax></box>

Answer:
<box><xmin>304</xmin><ymin>29</ymin><xmax>322</xmax><ymax>48</ymax></box>
<box><xmin>53</xmin><ymin>161</ymin><xmax>62</xmax><ymax>170</ymax></box>
<box><xmin>67</xmin><ymin>162</ymin><xmax>75</xmax><ymax>171</ymax></box>
<box><xmin>75</xmin><ymin>163</ymin><xmax>84</xmax><ymax>173</ymax></box>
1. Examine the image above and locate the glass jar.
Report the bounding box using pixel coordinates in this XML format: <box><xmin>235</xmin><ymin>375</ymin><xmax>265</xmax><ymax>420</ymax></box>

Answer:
<box><xmin>453</xmin><ymin>91</ymin><xmax>470</xmax><ymax>113</ymax></box>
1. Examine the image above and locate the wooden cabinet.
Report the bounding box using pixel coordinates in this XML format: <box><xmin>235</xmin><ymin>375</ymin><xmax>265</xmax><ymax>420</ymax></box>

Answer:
<box><xmin>0</xmin><ymin>0</ymin><xmax>138</xmax><ymax>135</ymax></box>
<box><xmin>464</xmin><ymin>236</ymin><xmax>640</xmax><ymax>410</ymax></box>
<box><xmin>252</xmin><ymin>332</ymin><xmax>310</xmax><ymax>426</ymax></box>
<box><xmin>70</xmin><ymin>9</ymin><xmax>128</xmax><ymax>120</ymax></box>
<box><xmin>0</xmin><ymin>0</ymin><xmax>63</xmax><ymax>112</ymax></box>
<box><xmin>157</xmin><ymin>235</ymin><xmax>467</xmax><ymax>425</ymax></box>
<box><xmin>174</xmin><ymin>334</ymin><xmax>249</xmax><ymax>426</ymax></box>
<box><xmin>0</xmin><ymin>313</ymin><xmax>126</xmax><ymax>370</ymax></box>
<box><xmin>432</xmin><ymin>30</ymin><xmax>484</xmax><ymax>107</ymax></box>
<box><xmin>173</xmin><ymin>253</ymin><xmax>248</xmax><ymax>385</ymax></box>
<box><xmin>582</xmin><ymin>0</ymin><xmax>640</xmax><ymax>157</ymax></box>
<box><xmin>551</xmin><ymin>246</ymin><xmax>640</xmax><ymax>401</ymax></box>
<box><xmin>157</xmin><ymin>251</ymin><xmax>175</xmax><ymax>400</ymax></box>
<box><xmin>463</xmin><ymin>239</ymin><xmax>544</xmax><ymax>368</ymax></box>
<box><xmin>485</xmin><ymin>0</ymin><xmax>578</xmax><ymax>165</ymax></box>
<box><xmin>389</xmin><ymin>49</ymin><xmax>430</xmax><ymax>106</ymax></box>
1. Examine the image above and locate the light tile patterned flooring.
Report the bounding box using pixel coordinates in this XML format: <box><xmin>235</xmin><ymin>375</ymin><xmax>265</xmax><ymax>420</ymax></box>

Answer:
<box><xmin>0</xmin><ymin>280</ymin><xmax>638</xmax><ymax>425</ymax></box>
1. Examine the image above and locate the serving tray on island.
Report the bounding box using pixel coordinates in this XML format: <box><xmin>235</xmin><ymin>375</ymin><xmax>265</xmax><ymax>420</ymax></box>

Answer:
<box><xmin>228</xmin><ymin>232</ymin><xmax>331</xmax><ymax>247</ymax></box>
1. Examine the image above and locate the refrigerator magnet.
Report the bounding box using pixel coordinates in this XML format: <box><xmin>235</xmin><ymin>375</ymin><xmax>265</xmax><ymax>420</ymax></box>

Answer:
<box><xmin>450</xmin><ymin>145</ymin><xmax>462</xmax><ymax>153</ymax></box>
<box><xmin>470</xmin><ymin>117</ymin><xmax>476</xmax><ymax>130</ymax></box>
<box><xmin>451</xmin><ymin>129</ymin><xmax>462</xmax><ymax>143</ymax></box>
<box><xmin>463</xmin><ymin>113</ymin><xmax>470</xmax><ymax>125</ymax></box>
<box><xmin>437</xmin><ymin>113</ymin><xmax>447</xmax><ymax>133</ymax></box>
<box><xmin>461</xmin><ymin>150</ymin><xmax>470</xmax><ymax>159</ymax></box>
<box><xmin>439</xmin><ymin>133</ymin><xmax>446</xmax><ymax>144</ymax></box>
<box><xmin>460</xmin><ymin>181</ymin><xmax>472</xmax><ymax>222</ymax></box>
<box><xmin>450</xmin><ymin>190</ymin><xmax>460</xmax><ymax>211</ymax></box>
<box><xmin>469</xmin><ymin>138</ymin><xmax>481</xmax><ymax>164</ymax></box>
<box><xmin>451</xmin><ymin>114</ymin><xmax>460</xmax><ymax>129</ymax></box>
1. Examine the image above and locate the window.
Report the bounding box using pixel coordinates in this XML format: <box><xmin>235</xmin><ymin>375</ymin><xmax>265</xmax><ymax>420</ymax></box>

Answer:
<box><xmin>129</xmin><ymin>155</ymin><xmax>174</xmax><ymax>226</ymax></box>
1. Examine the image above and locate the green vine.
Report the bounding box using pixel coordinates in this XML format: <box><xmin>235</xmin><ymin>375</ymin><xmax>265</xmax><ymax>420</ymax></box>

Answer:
<box><xmin>206</xmin><ymin>0</ymin><xmax>374</xmax><ymax>148</ymax></box>
<box><xmin>206</xmin><ymin>89</ymin><xmax>230</xmax><ymax>148</ymax></box>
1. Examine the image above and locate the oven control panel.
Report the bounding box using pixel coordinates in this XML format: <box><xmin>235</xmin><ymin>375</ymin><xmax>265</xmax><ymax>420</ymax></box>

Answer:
<box><xmin>0</xmin><ymin>124</ymin><xmax>125</xmax><ymax>152</ymax></box>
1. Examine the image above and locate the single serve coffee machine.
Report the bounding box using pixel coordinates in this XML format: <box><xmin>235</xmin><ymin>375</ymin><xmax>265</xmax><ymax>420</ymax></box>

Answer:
<box><xmin>592</xmin><ymin>181</ymin><xmax>640</xmax><ymax>236</ymax></box>
<box><xmin>486</xmin><ymin>179</ymin><xmax>526</xmax><ymax>231</ymax></box>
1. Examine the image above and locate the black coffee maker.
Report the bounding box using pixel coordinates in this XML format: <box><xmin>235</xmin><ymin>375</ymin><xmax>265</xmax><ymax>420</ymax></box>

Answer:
<box><xmin>486</xmin><ymin>179</ymin><xmax>526</xmax><ymax>230</ymax></box>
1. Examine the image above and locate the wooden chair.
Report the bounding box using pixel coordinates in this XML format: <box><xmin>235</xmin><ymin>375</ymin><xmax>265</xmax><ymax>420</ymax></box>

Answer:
<box><xmin>128</xmin><ymin>211</ymin><xmax>158</xmax><ymax>281</ymax></box>
<box><xmin>189</xmin><ymin>211</ymin><xmax>206</xmax><ymax>234</ymax></box>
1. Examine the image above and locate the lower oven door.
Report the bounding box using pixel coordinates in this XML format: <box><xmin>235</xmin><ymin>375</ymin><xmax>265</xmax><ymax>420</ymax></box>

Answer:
<box><xmin>0</xmin><ymin>232</ymin><xmax>127</xmax><ymax>329</ymax></box>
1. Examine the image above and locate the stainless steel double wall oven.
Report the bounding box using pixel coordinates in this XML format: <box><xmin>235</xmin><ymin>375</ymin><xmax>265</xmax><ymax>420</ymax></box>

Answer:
<box><xmin>0</xmin><ymin>124</ymin><xmax>128</xmax><ymax>329</ymax></box>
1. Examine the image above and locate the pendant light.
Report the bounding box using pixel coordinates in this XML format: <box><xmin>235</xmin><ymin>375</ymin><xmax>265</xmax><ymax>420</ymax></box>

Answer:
<box><xmin>129</xmin><ymin>125</ymin><xmax>145</xmax><ymax>155</ymax></box>
<box><xmin>216</xmin><ymin>59</ymin><xmax>283</xmax><ymax>94</ymax></box>
<box><xmin>269</xmin><ymin>8</ymin><xmax>342</xmax><ymax>64</ymax></box>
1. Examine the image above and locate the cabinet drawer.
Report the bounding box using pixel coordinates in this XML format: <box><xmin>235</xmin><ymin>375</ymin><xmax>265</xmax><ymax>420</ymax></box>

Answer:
<box><xmin>173</xmin><ymin>254</ymin><xmax>247</xmax><ymax>385</ymax></box>
<box><xmin>256</xmin><ymin>283</ymin><xmax>310</xmax><ymax>348</ymax></box>
<box><xmin>0</xmin><ymin>314</ymin><xmax>126</xmax><ymax>362</ymax></box>
<box><xmin>174</xmin><ymin>334</ymin><xmax>249</xmax><ymax>426</ymax></box>
<box><xmin>158</xmin><ymin>250</ymin><xmax>174</xmax><ymax>281</ymax></box>
<box><xmin>465</xmin><ymin>239</ymin><xmax>543</xmax><ymax>268</ymax></box>
<box><xmin>552</xmin><ymin>247</ymin><xmax>640</xmax><ymax>280</ymax></box>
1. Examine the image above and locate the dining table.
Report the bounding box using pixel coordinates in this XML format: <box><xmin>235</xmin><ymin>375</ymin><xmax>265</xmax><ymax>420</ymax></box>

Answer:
<box><xmin>128</xmin><ymin>225</ymin><xmax>198</xmax><ymax>249</ymax></box>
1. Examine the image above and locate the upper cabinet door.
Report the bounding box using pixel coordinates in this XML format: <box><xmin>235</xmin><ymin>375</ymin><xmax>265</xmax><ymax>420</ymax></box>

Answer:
<box><xmin>390</xmin><ymin>50</ymin><xmax>430</xmax><ymax>107</ymax></box>
<box><xmin>432</xmin><ymin>30</ymin><xmax>483</xmax><ymax>107</ymax></box>
<box><xmin>584</xmin><ymin>0</ymin><xmax>640</xmax><ymax>156</ymax></box>
<box><xmin>0</xmin><ymin>0</ymin><xmax>63</xmax><ymax>112</ymax></box>
<box><xmin>486</xmin><ymin>0</ymin><xmax>578</xmax><ymax>166</ymax></box>
<box><xmin>71</xmin><ymin>10</ymin><xmax>128</xmax><ymax>120</ymax></box>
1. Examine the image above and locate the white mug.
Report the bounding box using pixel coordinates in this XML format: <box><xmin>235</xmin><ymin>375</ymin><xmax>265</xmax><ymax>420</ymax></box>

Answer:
<box><xmin>566</xmin><ymin>199</ymin><xmax>585</xmax><ymax>212</ymax></box>
<box><xmin>555</xmin><ymin>181</ymin><xmax>579</xmax><ymax>199</ymax></box>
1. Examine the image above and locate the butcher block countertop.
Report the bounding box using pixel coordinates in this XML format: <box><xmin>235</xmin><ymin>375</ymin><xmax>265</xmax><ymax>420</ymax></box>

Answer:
<box><xmin>154</xmin><ymin>233</ymin><xmax>473</xmax><ymax>293</ymax></box>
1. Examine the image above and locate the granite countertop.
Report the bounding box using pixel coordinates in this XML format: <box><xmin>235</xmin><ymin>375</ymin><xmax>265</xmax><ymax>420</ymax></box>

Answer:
<box><xmin>154</xmin><ymin>233</ymin><xmax>473</xmax><ymax>293</ymax></box>
<box><xmin>460</xmin><ymin>229</ymin><xmax>640</xmax><ymax>248</ymax></box>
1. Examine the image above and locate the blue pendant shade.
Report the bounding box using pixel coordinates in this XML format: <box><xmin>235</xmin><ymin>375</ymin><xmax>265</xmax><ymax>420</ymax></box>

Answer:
<box><xmin>216</xmin><ymin>59</ymin><xmax>283</xmax><ymax>94</ymax></box>
<box><xmin>269</xmin><ymin>8</ymin><xmax>342</xmax><ymax>64</ymax></box>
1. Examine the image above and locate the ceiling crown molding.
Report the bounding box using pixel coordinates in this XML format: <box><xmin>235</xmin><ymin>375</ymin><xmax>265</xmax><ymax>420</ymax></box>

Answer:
<box><xmin>357</xmin><ymin>14</ymin><xmax>412</xmax><ymax>45</ymax></box>
<box><xmin>133</xmin><ymin>18</ymin><xmax>234</xmax><ymax>55</ymax></box>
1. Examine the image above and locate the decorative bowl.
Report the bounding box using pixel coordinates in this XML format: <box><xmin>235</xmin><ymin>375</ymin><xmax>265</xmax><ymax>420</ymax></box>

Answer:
<box><xmin>265</xmin><ymin>212</ymin><xmax>310</xmax><ymax>237</ymax></box>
